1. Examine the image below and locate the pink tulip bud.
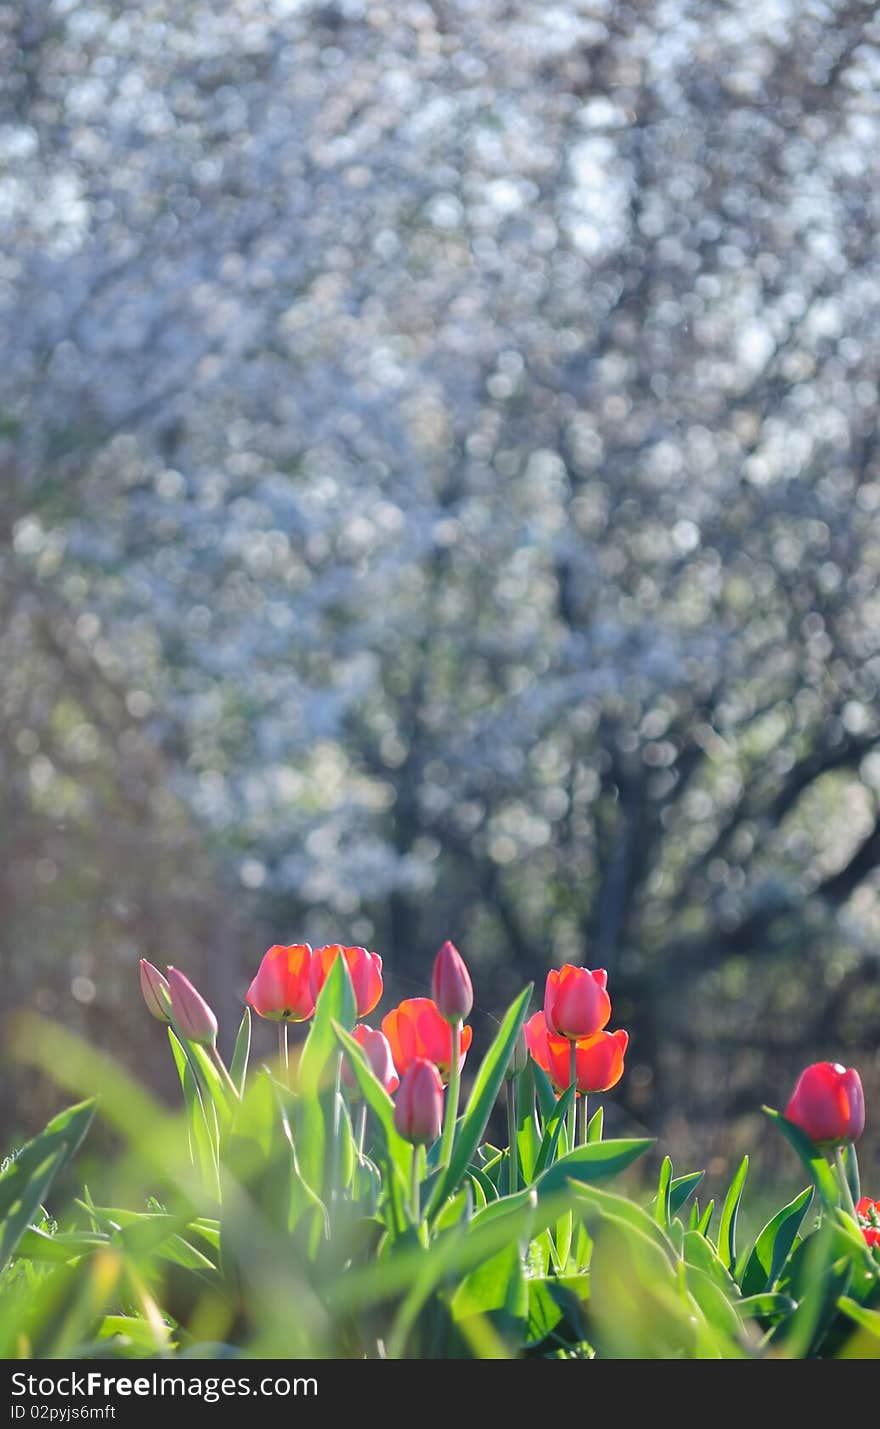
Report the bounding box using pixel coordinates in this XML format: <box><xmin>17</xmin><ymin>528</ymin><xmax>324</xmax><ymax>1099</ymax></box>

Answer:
<box><xmin>166</xmin><ymin>967</ymin><xmax>218</xmax><ymax>1047</ymax></box>
<box><xmin>394</xmin><ymin>1058</ymin><xmax>444</xmax><ymax>1145</ymax></box>
<box><xmin>342</xmin><ymin>1023</ymin><xmax>399</xmax><ymax>1096</ymax></box>
<box><xmin>431</xmin><ymin>940</ymin><xmax>474</xmax><ymax>1023</ymax></box>
<box><xmin>139</xmin><ymin>959</ymin><xmax>171</xmax><ymax>1022</ymax></box>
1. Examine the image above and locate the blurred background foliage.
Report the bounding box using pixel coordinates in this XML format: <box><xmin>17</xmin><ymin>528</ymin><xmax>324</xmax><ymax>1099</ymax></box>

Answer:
<box><xmin>2</xmin><ymin>0</ymin><xmax>880</xmax><ymax>1179</ymax></box>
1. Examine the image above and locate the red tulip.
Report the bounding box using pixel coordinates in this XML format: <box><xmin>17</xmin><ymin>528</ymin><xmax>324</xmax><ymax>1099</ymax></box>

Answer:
<box><xmin>394</xmin><ymin>1058</ymin><xmax>444</xmax><ymax>1145</ymax></box>
<box><xmin>856</xmin><ymin>1197</ymin><xmax>880</xmax><ymax>1249</ymax></box>
<box><xmin>310</xmin><ymin>944</ymin><xmax>383</xmax><ymax>1019</ymax></box>
<box><xmin>247</xmin><ymin>943</ymin><xmax>315</xmax><ymax>1023</ymax></box>
<box><xmin>166</xmin><ymin>967</ymin><xmax>218</xmax><ymax>1047</ymax></box>
<box><xmin>547</xmin><ymin>1029</ymin><xmax>629</xmax><ymax>1094</ymax></box>
<box><xmin>784</xmin><ymin>1062</ymin><xmax>865</xmax><ymax>1146</ymax></box>
<box><xmin>382</xmin><ymin>997</ymin><xmax>473</xmax><ymax>1084</ymax></box>
<box><xmin>525</xmin><ymin>1011</ymin><xmax>628</xmax><ymax>1093</ymax></box>
<box><xmin>544</xmin><ymin>964</ymin><xmax>611</xmax><ymax>1040</ymax></box>
<box><xmin>139</xmin><ymin>959</ymin><xmax>171</xmax><ymax>1022</ymax></box>
<box><xmin>431</xmin><ymin>940</ymin><xmax>473</xmax><ymax>1023</ymax></box>
<box><xmin>342</xmin><ymin>1023</ymin><xmax>399</xmax><ymax>1096</ymax></box>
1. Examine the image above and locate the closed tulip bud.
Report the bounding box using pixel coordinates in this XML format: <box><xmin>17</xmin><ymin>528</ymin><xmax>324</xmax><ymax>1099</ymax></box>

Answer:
<box><xmin>139</xmin><ymin>959</ymin><xmax>171</xmax><ymax>1022</ymax></box>
<box><xmin>431</xmin><ymin>940</ymin><xmax>474</xmax><ymax>1023</ymax></box>
<box><xmin>342</xmin><ymin>1023</ymin><xmax>399</xmax><ymax>1096</ymax></box>
<box><xmin>167</xmin><ymin>967</ymin><xmax>218</xmax><ymax>1048</ymax></box>
<box><xmin>394</xmin><ymin>1058</ymin><xmax>444</xmax><ymax>1145</ymax></box>
<box><xmin>310</xmin><ymin>944</ymin><xmax>384</xmax><ymax>1019</ymax></box>
<box><xmin>544</xmin><ymin>964</ymin><xmax>611</xmax><ymax>1041</ymax></box>
<box><xmin>247</xmin><ymin>943</ymin><xmax>315</xmax><ymax>1023</ymax></box>
<box><xmin>785</xmin><ymin>1062</ymin><xmax>865</xmax><ymax>1147</ymax></box>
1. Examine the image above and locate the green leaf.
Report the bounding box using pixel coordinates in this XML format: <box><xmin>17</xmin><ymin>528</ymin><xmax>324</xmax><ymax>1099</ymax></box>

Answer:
<box><xmin>739</xmin><ymin>1186</ymin><xmax>813</xmax><ymax>1296</ymax></box>
<box><xmin>716</xmin><ymin>1155</ymin><xmax>748</xmax><ymax>1270</ymax></box>
<box><xmin>0</xmin><ymin>1100</ymin><xmax>95</xmax><ymax>1270</ymax></box>
<box><xmin>837</xmin><ymin>1295</ymin><xmax>880</xmax><ymax>1340</ymax></box>
<box><xmin>230</xmin><ymin>1007</ymin><xmax>252</xmax><ymax>1096</ymax></box>
<box><xmin>168</xmin><ymin>1031</ymin><xmax>219</xmax><ymax>1195</ymax></box>
<box><xmin>466</xmin><ymin>1165</ymin><xmax>499</xmax><ymax>1205</ymax></box>
<box><xmin>585</xmin><ymin>1214</ymin><xmax>722</xmax><ymax>1359</ymax></box>
<box><xmin>451</xmin><ymin>1241</ymin><xmax>528</xmax><ymax>1335</ymax></box>
<box><xmin>738</xmin><ymin>1292</ymin><xmax>797</xmax><ymax>1321</ymax></box>
<box><xmin>763</xmin><ymin>1107</ymin><xmax>840</xmax><ymax>1209</ymax></box>
<box><xmin>300</xmin><ymin>956</ymin><xmax>356</xmax><ymax>1098</ymax></box>
<box><xmin>187</xmin><ymin>1042</ymin><xmax>235</xmax><ymax>1133</ymax></box>
<box><xmin>696</xmin><ymin>1199</ymin><xmax>715</xmax><ymax>1236</ymax></box>
<box><xmin>654</xmin><ymin>1155</ymin><xmax>673</xmax><ymax>1228</ymax></box>
<box><xmin>433</xmin><ymin>1187</ymin><xmax>471</xmax><ymax>1232</ymax></box>
<box><xmin>296</xmin><ymin>957</ymin><xmax>356</xmax><ymax>1197</ymax></box>
<box><xmin>775</xmin><ymin>1226</ymin><xmax>851</xmax><ymax>1358</ymax></box>
<box><xmin>537</xmin><ymin>1138</ymin><xmax>654</xmax><ymax>1198</ymax></box>
<box><xmin>525</xmin><ymin>1275</ymin><xmax>589</xmax><ymax>1349</ymax></box>
<box><xmin>683</xmin><ymin>1229</ymin><xmax>741</xmax><ymax>1301</ymax></box>
<box><xmin>96</xmin><ymin>1315</ymin><xmax>175</xmax><ymax>1358</ymax></box>
<box><xmin>669</xmin><ymin>1171</ymin><xmax>704</xmax><ymax>1218</ymax></box>
<box><xmin>586</xmin><ymin>1106</ymin><xmax>604</xmax><ymax>1143</ymax></box>
<box><xmin>470</xmin><ymin>1186</ymin><xmax>537</xmax><ymax>1229</ymax></box>
<box><xmin>427</xmin><ymin>985</ymin><xmax>532</xmax><ymax>1218</ymax></box>
<box><xmin>683</xmin><ymin>1263</ymin><xmax>743</xmax><ymax>1342</ymax></box>
<box><xmin>532</xmin><ymin>1084</ymin><xmax>575</xmax><ymax>1178</ymax></box>
<box><xmin>514</xmin><ymin>1062</ymin><xmax>541</xmax><ymax>1183</ymax></box>
<box><xmin>572</xmin><ymin>1182</ymin><xmax>677</xmax><ymax>1264</ymax></box>
<box><xmin>14</xmin><ymin>1227</ymin><xmax>109</xmax><ymax>1264</ymax></box>
<box><xmin>531</xmin><ymin>1060</ymin><xmax>558</xmax><ymax>1121</ymax></box>
<box><xmin>331</xmin><ymin>1021</ymin><xmax>410</xmax><ymax>1236</ymax></box>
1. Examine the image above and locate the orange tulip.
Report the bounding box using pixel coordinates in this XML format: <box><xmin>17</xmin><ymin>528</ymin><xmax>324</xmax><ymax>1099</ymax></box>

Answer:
<box><xmin>547</xmin><ymin>1028</ymin><xmax>629</xmax><ymax>1094</ymax></box>
<box><xmin>247</xmin><ymin>944</ymin><xmax>315</xmax><ymax>1023</ymax></box>
<box><xmin>310</xmin><ymin>944</ymin><xmax>383</xmax><ymax>1019</ymax></box>
<box><xmin>382</xmin><ymin>997</ymin><xmax>473</xmax><ymax>1084</ymax></box>
<box><xmin>525</xmin><ymin>1010</ymin><xmax>628</xmax><ymax>1094</ymax></box>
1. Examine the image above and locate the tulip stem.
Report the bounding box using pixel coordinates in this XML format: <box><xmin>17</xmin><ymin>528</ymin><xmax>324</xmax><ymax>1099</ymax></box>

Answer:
<box><xmin>411</xmin><ymin>1145</ymin><xmax>421</xmax><ymax>1223</ymax></box>
<box><xmin>210</xmin><ymin>1046</ymin><xmax>240</xmax><ymax>1100</ymax></box>
<box><xmin>438</xmin><ymin>1019</ymin><xmax>462</xmax><ymax>1170</ymax></box>
<box><xmin>357</xmin><ymin>1103</ymin><xmax>368</xmax><ymax>1159</ymax></box>
<box><xmin>506</xmin><ymin>1078</ymin><xmax>519</xmax><ymax>1194</ymax></box>
<box><xmin>578</xmin><ymin>1093</ymin><xmax>588</xmax><ymax>1147</ymax></box>
<box><xmin>278</xmin><ymin>1023</ymin><xmax>289</xmax><ymax>1088</ymax></box>
<box><xmin>568</xmin><ymin>1042</ymin><xmax>577</xmax><ymax>1151</ymax></box>
<box><xmin>834</xmin><ymin>1146</ymin><xmax>858</xmax><ymax>1221</ymax></box>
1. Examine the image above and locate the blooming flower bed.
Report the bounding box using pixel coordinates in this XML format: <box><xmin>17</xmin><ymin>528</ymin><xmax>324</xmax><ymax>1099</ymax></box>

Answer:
<box><xmin>1</xmin><ymin>941</ymin><xmax>878</xmax><ymax>1359</ymax></box>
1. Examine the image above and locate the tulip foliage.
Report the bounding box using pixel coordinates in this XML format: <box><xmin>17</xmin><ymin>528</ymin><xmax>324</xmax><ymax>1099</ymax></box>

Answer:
<box><xmin>1</xmin><ymin>944</ymin><xmax>879</xmax><ymax>1360</ymax></box>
